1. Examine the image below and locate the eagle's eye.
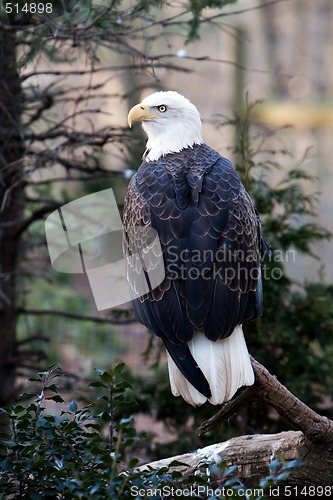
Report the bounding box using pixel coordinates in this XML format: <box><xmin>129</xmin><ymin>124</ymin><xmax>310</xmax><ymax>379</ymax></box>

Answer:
<box><xmin>157</xmin><ymin>105</ymin><xmax>168</xmax><ymax>113</ymax></box>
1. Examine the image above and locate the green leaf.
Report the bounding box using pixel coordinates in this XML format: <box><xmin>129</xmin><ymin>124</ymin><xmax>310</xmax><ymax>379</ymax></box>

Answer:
<box><xmin>68</xmin><ymin>401</ymin><xmax>78</xmax><ymax>413</ymax></box>
<box><xmin>282</xmin><ymin>459</ymin><xmax>303</xmax><ymax>470</ymax></box>
<box><xmin>275</xmin><ymin>471</ymin><xmax>292</xmax><ymax>481</ymax></box>
<box><xmin>96</xmin><ymin>370</ymin><xmax>113</xmax><ymax>384</ymax></box>
<box><xmin>128</xmin><ymin>457</ymin><xmax>139</xmax><ymax>468</ymax></box>
<box><xmin>269</xmin><ymin>458</ymin><xmax>281</xmax><ymax>474</ymax></box>
<box><xmin>89</xmin><ymin>381</ymin><xmax>107</xmax><ymax>389</ymax></box>
<box><xmin>45</xmin><ymin>395</ymin><xmax>65</xmax><ymax>403</ymax></box>
<box><xmin>45</xmin><ymin>384</ymin><xmax>59</xmax><ymax>394</ymax></box>
<box><xmin>113</xmin><ymin>362</ymin><xmax>125</xmax><ymax>376</ymax></box>
<box><xmin>115</xmin><ymin>381</ymin><xmax>133</xmax><ymax>391</ymax></box>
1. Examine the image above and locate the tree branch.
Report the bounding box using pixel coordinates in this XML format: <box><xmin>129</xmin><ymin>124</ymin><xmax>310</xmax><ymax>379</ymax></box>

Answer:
<box><xmin>14</xmin><ymin>203</ymin><xmax>63</xmax><ymax>236</ymax></box>
<box><xmin>139</xmin><ymin>357</ymin><xmax>333</xmax><ymax>487</ymax></box>
<box><xmin>21</xmin><ymin>63</ymin><xmax>191</xmax><ymax>83</ymax></box>
<box><xmin>198</xmin><ymin>357</ymin><xmax>333</xmax><ymax>447</ymax></box>
<box><xmin>18</xmin><ymin>308</ymin><xmax>136</xmax><ymax>325</ymax></box>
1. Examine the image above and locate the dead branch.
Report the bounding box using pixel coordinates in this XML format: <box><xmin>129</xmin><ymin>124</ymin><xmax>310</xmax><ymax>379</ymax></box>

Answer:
<box><xmin>18</xmin><ymin>308</ymin><xmax>136</xmax><ymax>325</ymax></box>
<box><xmin>198</xmin><ymin>357</ymin><xmax>333</xmax><ymax>447</ymax></box>
<box><xmin>139</xmin><ymin>430</ymin><xmax>333</xmax><ymax>487</ymax></box>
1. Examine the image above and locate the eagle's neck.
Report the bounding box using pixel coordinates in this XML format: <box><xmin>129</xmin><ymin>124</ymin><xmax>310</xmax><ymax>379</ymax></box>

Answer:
<box><xmin>142</xmin><ymin>121</ymin><xmax>203</xmax><ymax>162</ymax></box>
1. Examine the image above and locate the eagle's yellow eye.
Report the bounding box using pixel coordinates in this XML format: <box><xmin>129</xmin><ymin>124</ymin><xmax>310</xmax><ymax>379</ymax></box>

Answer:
<box><xmin>157</xmin><ymin>105</ymin><xmax>167</xmax><ymax>113</ymax></box>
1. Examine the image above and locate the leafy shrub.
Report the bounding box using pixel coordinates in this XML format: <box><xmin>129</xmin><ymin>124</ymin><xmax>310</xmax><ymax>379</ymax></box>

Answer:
<box><xmin>0</xmin><ymin>364</ymin><xmax>301</xmax><ymax>499</ymax></box>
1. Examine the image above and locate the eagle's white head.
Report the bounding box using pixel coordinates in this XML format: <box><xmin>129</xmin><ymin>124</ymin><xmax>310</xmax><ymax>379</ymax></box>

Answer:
<box><xmin>128</xmin><ymin>91</ymin><xmax>203</xmax><ymax>161</ymax></box>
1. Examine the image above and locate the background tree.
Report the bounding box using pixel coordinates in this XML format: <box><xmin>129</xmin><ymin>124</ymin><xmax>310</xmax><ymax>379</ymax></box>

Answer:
<box><xmin>0</xmin><ymin>0</ymin><xmax>240</xmax><ymax>407</ymax></box>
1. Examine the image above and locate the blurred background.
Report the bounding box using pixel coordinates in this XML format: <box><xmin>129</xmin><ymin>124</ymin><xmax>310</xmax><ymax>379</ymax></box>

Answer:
<box><xmin>3</xmin><ymin>0</ymin><xmax>333</xmax><ymax>460</ymax></box>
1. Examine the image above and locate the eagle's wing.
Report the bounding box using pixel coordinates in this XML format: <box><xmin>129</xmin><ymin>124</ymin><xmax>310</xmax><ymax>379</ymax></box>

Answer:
<box><xmin>123</xmin><ymin>144</ymin><xmax>264</xmax><ymax>397</ymax></box>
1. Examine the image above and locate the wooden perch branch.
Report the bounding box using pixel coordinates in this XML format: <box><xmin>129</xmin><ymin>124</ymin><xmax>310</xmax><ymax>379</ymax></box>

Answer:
<box><xmin>199</xmin><ymin>357</ymin><xmax>333</xmax><ymax>447</ymax></box>
<box><xmin>139</xmin><ymin>357</ymin><xmax>333</xmax><ymax>486</ymax></box>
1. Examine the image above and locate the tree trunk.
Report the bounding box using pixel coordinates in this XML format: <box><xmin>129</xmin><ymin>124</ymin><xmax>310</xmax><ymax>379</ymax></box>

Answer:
<box><xmin>0</xmin><ymin>15</ymin><xmax>25</xmax><ymax>406</ymax></box>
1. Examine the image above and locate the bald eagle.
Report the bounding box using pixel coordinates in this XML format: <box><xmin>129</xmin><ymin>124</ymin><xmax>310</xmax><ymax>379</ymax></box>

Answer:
<box><xmin>123</xmin><ymin>91</ymin><xmax>266</xmax><ymax>406</ymax></box>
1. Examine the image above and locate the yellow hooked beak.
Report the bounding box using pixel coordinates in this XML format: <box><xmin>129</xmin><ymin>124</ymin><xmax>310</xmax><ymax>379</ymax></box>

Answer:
<box><xmin>127</xmin><ymin>103</ymin><xmax>161</xmax><ymax>128</ymax></box>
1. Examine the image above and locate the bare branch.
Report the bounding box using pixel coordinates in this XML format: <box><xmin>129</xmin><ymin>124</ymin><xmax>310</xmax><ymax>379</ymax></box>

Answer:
<box><xmin>16</xmin><ymin>335</ymin><xmax>49</xmax><ymax>347</ymax></box>
<box><xmin>21</xmin><ymin>62</ymin><xmax>191</xmax><ymax>82</ymax></box>
<box><xmin>198</xmin><ymin>357</ymin><xmax>333</xmax><ymax>448</ymax></box>
<box><xmin>14</xmin><ymin>203</ymin><xmax>63</xmax><ymax>236</ymax></box>
<box><xmin>18</xmin><ymin>308</ymin><xmax>136</xmax><ymax>325</ymax></box>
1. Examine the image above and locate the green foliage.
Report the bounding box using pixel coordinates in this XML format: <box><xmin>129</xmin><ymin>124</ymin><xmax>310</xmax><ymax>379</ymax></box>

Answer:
<box><xmin>259</xmin><ymin>455</ymin><xmax>303</xmax><ymax>490</ymax></box>
<box><xmin>0</xmin><ymin>365</ymin><xmax>302</xmax><ymax>499</ymax></box>
<box><xmin>188</xmin><ymin>0</ymin><xmax>237</xmax><ymax>41</ymax></box>
<box><xmin>0</xmin><ymin>364</ymin><xmax>142</xmax><ymax>498</ymax></box>
<box><xmin>17</xmin><ymin>275</ymin><xmax>128</xmax><ymax>370</ymax></box>
<box><xmin>13</xmin><ymin>0</ymin><xmax>241</xmax><ymax>68</ymax></box>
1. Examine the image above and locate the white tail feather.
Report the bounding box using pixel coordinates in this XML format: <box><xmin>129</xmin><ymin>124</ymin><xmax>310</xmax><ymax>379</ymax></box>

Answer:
<box><xmin>166</xmin><ymin>325</ymin><xmax>254</xmax><ymax>406</ymax></box>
